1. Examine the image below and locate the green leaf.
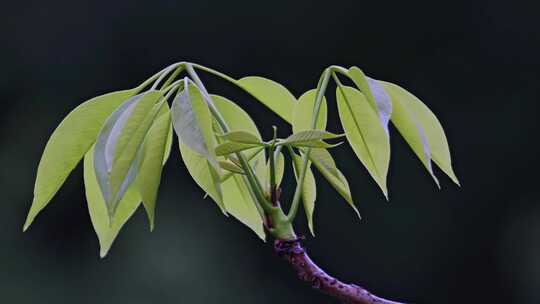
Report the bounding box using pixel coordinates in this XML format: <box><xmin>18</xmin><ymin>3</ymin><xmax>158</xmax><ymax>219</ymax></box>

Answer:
<box><xmin>281</xmin><ymin>130</ymin><xmax>344</xmax><ymax>145</ymax></box>
<box><xmin>94</xmin><ymin>91</ymin><xmax>164</xmax><ymax>219</ymax></box>
<box><xmin>220</xmin><ymin>147</ymin><xmax>264</xmax><ymax>183</ymax></box>
<box><xmin>291</xmin><ymin>152</ymin><xmax>317</xmax><ymax>236</ymax></box>
<box><xmin>219</xmin><ymin>130</ymin><xmax>263</xmax><ymax>144</ymax></box>
<box><xmin>179</xmin><ymin>142</ymin><xmax>226</xmax><ymax>213</ymax></box>
<box><xmin>382</xmin><ymin>81</ymin><xmax>459</xmax><ymax>185</ymax></box>
<box><xmin>135</xmin><ymin>104</ymin><xmax>172</xmax><ymax>231</ymax></box>
<box><xmin>215</xmin><ymin>142</ymin><xmax>260</xmax><ymax>156</ymax></box>
<box><xmin>24</xmin><ymin>89</ymin><xmax>136</xmax><ymax>231</ymax></box>
<box><xmin>171</xmin><ymin>79</ymin><xmax>220</xmax><ymax>172</ymax></box>
<box><xmin>336</xmin><ymin>85</ymin><xmax>390</xmax><ymax>199</ymax></box>
<box><xmin>381</xmin><ymin>82</ymin><xmax>439</xmax><ymax>187</ymax></box>
<box><xmin>221</xmin><ymin>175</ymin><xmax>265</xmax><ymax>240</ymax></box>
<box><xmin>84</xmin><ymin>147</ymin><xmax>141</xmax><ymax>258</ymax></box>
<box><xmin>308</xmin><ymin>148</ymin><xmax>359</xmax><ymax>218</ymax></box>
<box><xmin>347</xmin><ymin>67</ymin><xmax>392</xmax><ymax>134</ymax></box>
<box><xmin>219</xmin><ymin>160</ymin><xmax>245</xmax><ymax>175</ymax></box>
<box><xmin>262</xmin><ymin>151</ymin><xmax>285</xmax><ymax>194</ymax></box>
<box><xmin>162</xmin><ymin>113</ymin><xmax>174</xmax><ymax>165</ymax></box>
<box><xmin>292</xmin><ymin>89</ymin><xmax>328</xmax><ymax>133</ymax></box>
<box><xmin>236</xmin><ymin>76</ymin><xmax>297</xmax><ymax>122</ymax></box>
<box><xmin>289</xmin><ymin>140</ymin><xmax>343</xmax><ymax>149</ymax></box>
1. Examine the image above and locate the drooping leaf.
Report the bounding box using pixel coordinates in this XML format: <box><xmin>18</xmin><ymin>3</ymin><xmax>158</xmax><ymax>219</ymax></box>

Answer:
<box><xmin>84</xmin><ymin>147</ymin><xmax>141</xmax><ymax>258</ymax></box>
<box><xmin>179</xmin><ymin>142</ymin><xmax>226</xmax><ymax>213</ymax></box>
<box><xmin>135</xmin><ymin>104</ymin><xmax>172</xmax><ymax>230</ymax></box>
<box><xmin>236</xmin><ymin>76</ymin><xmax>297</xmax><ymax>122</ymax></box>
<box><xmin>162</xmin><ymin>114</ymin><xmax>174</xmax><ymax>165</ymax></box>
<box><xmin>219</xmin><ymin>160</ymin><xmax>245</xmax><ymax>175</ymax></box>
<box><xmin>308</xmin><ymin>148</ymin><xmax>359</xmax><ymax>218</ymax></box>
<box><xmin>219</xmin><ymin>130</ymin><xmax>263</xmax><ymax>144</ymax></box>
<box><xmin>24</xmin><ymin>89</ymin><xmax>136</xmax><ymax>231</ymax></box>
<box><xmin>291</xmin><ymin>152</ymin><xmax>317</xmax><ymax>236</ymax></box>
<box><xmin>336</xmin><ymin>85</ymin><xmax>390</xmax><ymax>199</ymax></box>
<box><xmin>382</xmin><ymin>81</ymin><xmax>460</xmax><ymax>185</ymax></box>
<box><xmin>292</xmin><ymin>89</ymin><xmax>328</xmax><ymax>133</ymax></box>
<box><xmin>221</xmin><ymin>175</ymin><xmax>265</xmax><ymax>240</ymax></box>
<box><xmin>94</xmin><ymin>91</ymin><xmax>164</xmax><ymax>219</ymax></box>
<box><xmin>347</xmin><ymin>67</ymin><xmax>392</xmax><ymax>134</ymax></box>
<box><xmin>281</xmin><ymin>130</ymin><xmax>344</xmax><ymax>145</ymax></box>
<box><xmin>171</xmin><ymin>79</ymin><xmax>220</xmax><ymax>172</ymax></box>
<box><xmin>215</xmin><ymin>142</ymin><xmax>261</xmax><ymax>156</ymax></box>
<box><xmin>381</xmin><ymin>83</ymin><xmax>439</xmax><ymax>187</ymax></box>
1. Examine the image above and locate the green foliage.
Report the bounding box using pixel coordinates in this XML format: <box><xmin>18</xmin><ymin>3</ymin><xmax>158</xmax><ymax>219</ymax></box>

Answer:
<box><xmin>24</xmin><ymin>62</ymin><xmax>459</xmax><ymax>256</ymax></box>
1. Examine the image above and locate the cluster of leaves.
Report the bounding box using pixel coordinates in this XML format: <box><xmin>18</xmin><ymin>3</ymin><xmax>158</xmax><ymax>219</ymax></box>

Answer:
<box><xmin>24</xmin><ymin>62</ymin><xmax>459</xmax><ymax>257</ymax></box>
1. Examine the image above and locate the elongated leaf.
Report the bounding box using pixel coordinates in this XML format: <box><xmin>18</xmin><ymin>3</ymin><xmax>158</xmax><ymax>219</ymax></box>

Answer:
<box><xmin>163</xmin><ymin>115</ymin><xmax>174</xmax><ymax>165</ymax></box>
<box><xmin>336</xmin><ymin>85</ymin><xmax>390</xmax><ymax>198</ymax></box>
<box><xmin>292</xmin><ymin>89</ymin><xmax>328</xmax><ymax>132</ymax></box>
<box><xmin>135</xmin><ymin>104</ymin><xmax>172</xmax><ymax>230</ymax></box>
<box><xmin>94</xmin><ymin>91</ymin><xmax>164</xmax><ymax>218</ymax></box>
<box><xmin>172</xmin><ymin>79</ymin><xmax>220</xmax><ymax>171</ymax></box>
<box><xmin>236</xmin><ymin>76</ymin><xmax>297</xmax><ymax>122</ymax></box>
<box><xmin>221</xmin><ymin>147</ymin><xmax>264</xmax><ymax>183</ymax></box>
<box><xmin>84</xmin><ymin>147</ymin><xmax>141</xmax><ymax>258</ymax></box>
<box><xmin>24</xmin><ymin>89</ymin><xmax>136</xmax><ymax>231</ymax></box>
<box><xmin>219</xmin><ymin>160</ymin><xmax>245</xmax><ymax>174</ymax></box>
<box><xmin>179</xmin><ymin>142</ymin><xmax>226</xmax><ymax>213</ymax></box>
<box><xmin>291</xmin><ymin>152</ymin><xmax>317</xmax><ymax>236</ymax></box>
<box><xmin>222</xmin><ymin>175</ymin><xmax>265</xmax><ymax>240</ymax></box>
<box><xmin>215</xmin><ymin>142</ymin><xmax>260</xmax><ymax>156</ymax></box>
<box><xmin>382</xmin><ymin>83</ymin><xmax>439</xmax><ymax>187</ymax></box>
<box><xmin>347</xmin><ymin>67</ymin><xmax>392</xmax><ymax>134</ymax></box>
<box><xmin>308</xmin><ymin>148</ymin><xmax>359</xmax><ymax>217</ymax></box>
<box><xmin>219</xmin><ymin>130</ymin><xmax>263</xmax><ymax>144</ymax></box>
<box><xmin>289</xmin><ymin>140</ymin><xmax>343</xmax><ymax>149</ymax></box>
<box><xmin>382</xmin><ymin>81</ymin><xmax>459</xmax><ymax>185</ymax></box>
<box><xmin>282</xmin><ymin>130</ymin><xmax>344</xmax><ymax>145</ymax></box>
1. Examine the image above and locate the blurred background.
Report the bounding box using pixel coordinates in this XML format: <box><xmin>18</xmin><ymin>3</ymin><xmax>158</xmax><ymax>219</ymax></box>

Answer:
<box><xmin>1</xmin><ymin>0</ymin><xmax>539</xmax><ymax>303</ymax></box>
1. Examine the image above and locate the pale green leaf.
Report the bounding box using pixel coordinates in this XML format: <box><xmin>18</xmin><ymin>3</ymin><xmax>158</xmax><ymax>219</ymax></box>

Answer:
<box><xmin>215</xmin><ymin>142</ymin><xmax>260</xmax><ymax>156</ymax></box>
<box><xmin>24</xmin><ymin>89</ymin><xmax>136</xmax><ymax>231</ymax></box>
<box><xmin>84</xmin><ymin>147</ymin><xmax>141</xmax><ymax>258</ymax></box>
<box><xmin>236</xmin><ymin>76</ymin><xmax>297</xmax><ymax>122</ymax></box>
<box><xmin>291</xmin><ymin>152</ymin><xmax>317</xmax><ymax>236</ymax></box>
<box><xmin>135</xmin><ymin>104</ymin><xmax>172</xmax><ymax>231</ymax></box>
<box><xmin>336</xmin><ymin>85</ymin><xmax>390</xmax><ymax>199</ymax></box>
<box><xmin>219</xmin><ymin>160</ymin><xmax>245</xmax><ymax>175</ymax></box>
<box><xmin>281</xmin><ymin>130</ymin><xmax>344</xmax><ymax>145</ymax></box>
<box><xmin>308</xmin><ymin>148</ymin><xmax>359</xmax><ymax>218</ymax></box>
<box><xmin>347</xmin><ymin>67</ymin><xmax>392</xmax><ymax>134</ymax></box>
<box><xmin>94</xmin><ymin>91</ymin><xmax>164</xmax><ymax>218</ymax></box>
<box><xmin>382</xmin><ymin>81</ymin><xmax>459</xmax><ymax>185</ymax></box>
<box><xmin>292</xmin><ymin>89</ymin><xmax>328</xmax><ymax>133</ymax></box>
<box><xmin>179</xmin><ymin>142</ymin><xmax>226</xmax><ymax>213</ymax></box>
<box><xmin>171</xmin><ymin>79</ymin><xmax>220</xmax><ymax>172</ymax></box>
<box><xmin>221</xmin><ymin>175</ymin><xmax>265</xmax><ymax>240</ymax></box>
<box><xmin>219</xmin><ymin>130</ymin><xmax>263</xmax><ymax>144</ymax></box>
<box><xmin>289</xmin><ymin>140</ymin><xmax>343</xmax><ymax>149</ymax></box>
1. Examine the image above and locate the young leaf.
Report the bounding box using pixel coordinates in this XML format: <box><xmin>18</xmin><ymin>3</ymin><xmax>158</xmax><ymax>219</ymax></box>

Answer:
<box><xmin>215</xmin><ymin>142</ymin><xmax>261</xmax><ymax>156</ymax></box>
<box><xmin>347</xmin><ymin>67</ymin><xmax>392</xmax><ymax>134</ymax></box>
<box><xmin>382</xmin><ymin>81</ymin><xmax>460</xmax><ymax>185</ymax></box>
<box><xmin>24</xmin><ymin>89</ymin><xmax>136</xmax><ymax>231</ymax></box>
<box><xmin>135</xmin><ymin>104</ymin><xmax>172</xmax><ymax>230</ymax></box>
<box><xmin>382</xmin><ymin>83</ymin><xmax>439</xmax><ymax>187</ymax></box>
<box><xmin>292</xmin><ymin>89</ymin><xmax>328</xmax><ymax>133</ymax></box>
<box><xmin>179</xmin><ymin>142</ymin><xmax>226</xmax><ymax>213</ymax></box>
<box><xmin>308</xmin><ymin>148</ymin><xmax>359</xmax><ymax>218</ymax></box>
<box><xmin>336</xmin><ymin>85</ymin><xmax>390</xmax><ymax>199</ymax></box>
<box><xmin>221</xmin><ymin>175</ymin><xmax>266</xmax><ymax>240</ymax></box>
<box><xmin>289</xmin><ymin>140</ymin><xmax>343</xmax><ymax>149</ymax></box>
<box><xmin>291</xmin><ymin>152</ymin><xmax>317</xmax><ymax>236</ymax></box>
<box><xmin>84</xmin><ymin>147</ymin><xmax>141</xmax><ymax>258</ymax></box>
<box><xmin>218</xmin><ymin>130</ymin><xmax>263</xmax><ymax>144</ymax></box>
<box><xmin>281</xmin><ymin>130</ymin><xmax>344</xmax><ymax>145</ymax></box>
<box><xmin>94</xmin><ymin>91</ymin><xmax>164</xmax><ymax>219</ymax></box>
<box><xmin>236</xmin><ymin>76</ymin><xmax>297</xmax><ymax>122</ymax></box>
<box><xmin>219</xmin><ymin>160</ymin><xmax>245</xmax><ymax>175</ymax></box>
<box><xmin>171</xmin><ymin>79</ymin><xmax>220</xmax><ymax>172</ymax></box>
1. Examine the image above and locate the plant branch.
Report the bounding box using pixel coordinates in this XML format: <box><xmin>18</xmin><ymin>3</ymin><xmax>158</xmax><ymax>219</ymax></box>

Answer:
<box><xmin>274</xmin><ymin>239</ymin><xmax>405</xmax><ymax>304</ymax></box>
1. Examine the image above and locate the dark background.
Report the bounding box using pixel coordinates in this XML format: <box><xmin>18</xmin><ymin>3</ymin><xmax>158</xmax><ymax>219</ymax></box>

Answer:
<box><xmin>1</xmin><ymin>0</ymin><xmax>538</xmax><ymax>303</ymax></box>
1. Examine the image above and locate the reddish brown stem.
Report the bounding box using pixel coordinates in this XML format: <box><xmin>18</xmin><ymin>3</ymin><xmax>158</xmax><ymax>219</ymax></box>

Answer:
<box><xmin>274</xmin><ymin>239</ymin><xmax>405</xmax><ymax>304</ymax></box>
